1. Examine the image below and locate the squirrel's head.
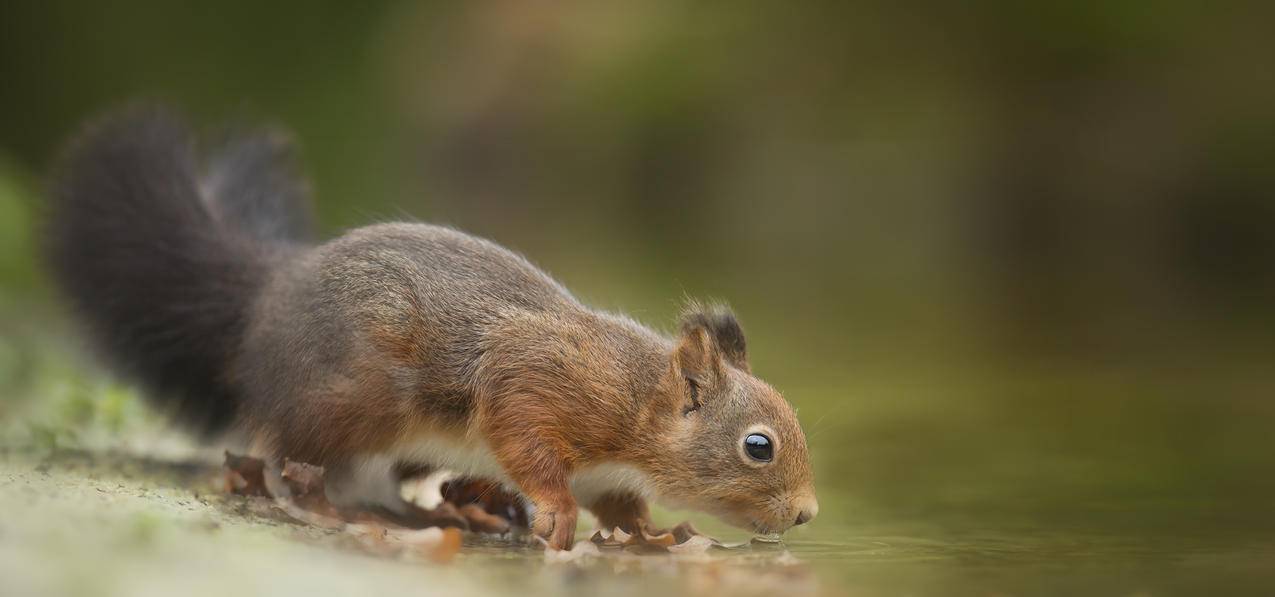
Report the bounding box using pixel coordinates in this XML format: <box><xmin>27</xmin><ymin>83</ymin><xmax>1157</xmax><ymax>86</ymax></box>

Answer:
<box><xmin>646</xmin><ymin>305</ymin><xmax>817</xmax><ymax>535</ymax></box>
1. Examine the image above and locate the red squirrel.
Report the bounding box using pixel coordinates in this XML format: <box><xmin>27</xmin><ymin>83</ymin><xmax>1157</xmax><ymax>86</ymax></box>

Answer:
<box><xmin>45</xmin><ymin>106</ymin><xmax>817</xmax><ymax>549</ymax></box>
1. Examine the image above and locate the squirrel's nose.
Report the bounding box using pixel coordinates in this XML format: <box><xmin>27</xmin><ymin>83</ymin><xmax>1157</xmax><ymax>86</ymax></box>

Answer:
<box><xmin>793</xmin><ymin>497</ymin><xmax>819</xmax><ymax>526</ymax></box>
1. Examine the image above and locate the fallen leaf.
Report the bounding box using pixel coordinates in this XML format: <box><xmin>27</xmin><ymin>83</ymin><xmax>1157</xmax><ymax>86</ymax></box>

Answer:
<box><xmin>590</xmin><ymin>529</ymin><xmax>627</xmax><ymax>550</ymax></box>
<box><xmin>671</xmin><ymin>520</ymin><xmax>701</xmax><ymax>544</ymax></box>
<box><xmin>281</xmin><ymin>459</ymin><xmax>325</xmax><ymax>496</ymax></box>
<box><xmin>222</xmin><ymin>452</ymin><xmax>267</xmax><ymax>496</ymax></box>
<box><xmin>610</xmin><ymin>527</ymin><xmax>633</xmax><ymax>544</ymax></box>
<box><xmin>638</xmin><ymin>528</ymin><xmax>676</xmax><ymax>548</ymax></box>
<box><xmin>667</xmin><ymin>533</ymin><xmax>717</xmax><ymax>555</ymax></box>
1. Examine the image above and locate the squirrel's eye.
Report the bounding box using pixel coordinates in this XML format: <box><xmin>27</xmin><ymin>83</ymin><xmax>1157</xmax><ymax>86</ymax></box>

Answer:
<box><xmin>743</xmin><ymin>433</ymin><xmax>773</xmax><ymax>462</ymax></box>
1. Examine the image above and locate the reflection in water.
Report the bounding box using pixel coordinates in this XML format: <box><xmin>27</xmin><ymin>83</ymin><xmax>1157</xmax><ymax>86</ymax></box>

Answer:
<box><xmin>465</xmin><ymin>535</ymin><xmax>821</xmax><ymax>597</ymax></box>
<box><xmin>460</xmin><ymin>528</ymin><xmax>1275</xmax><ymax>596</ymax></box>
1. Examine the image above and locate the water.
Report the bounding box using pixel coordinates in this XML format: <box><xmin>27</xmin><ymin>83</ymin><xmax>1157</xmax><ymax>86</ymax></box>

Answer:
<box><xmin>3</xmin><ymin>328</ymin><xmax>1273</xmax><ymax>596</ymax></box>
<box><xmin>441</xmin><ymin>520</ymin><xmax>1275</xmax><ymax>596</ymax></box>
<box><xmin>787</xmin><ymin>527</ymin><xmax>1275</xmax><ymax>596</ymax></box>
<box><xmin>435</xmin><ymin>504</ymin><xmax>1275</xmax><ymax>596</ymax></box>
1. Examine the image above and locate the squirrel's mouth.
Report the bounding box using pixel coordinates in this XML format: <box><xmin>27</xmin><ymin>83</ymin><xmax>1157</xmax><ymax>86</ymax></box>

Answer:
<box><xmin>699</xmin><ymin>497</ymin><xmax>797</xmax><ymax>536</ymax></box>
<box><xmin>738</xmin><ymin>510</ymin><xmax>796</xmax><ymax>536</ymax></box>
<box><xmin>747</xmin><ymin>517</ymin><xmax>791</xmax><ymax>536</ymax></box>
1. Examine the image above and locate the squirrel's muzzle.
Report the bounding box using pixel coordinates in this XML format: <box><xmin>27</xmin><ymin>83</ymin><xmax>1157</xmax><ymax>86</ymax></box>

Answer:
<box><xmin>792</xmin><ymin>496</ymin><xmax>819</xmax><ymax>526</ymax></box>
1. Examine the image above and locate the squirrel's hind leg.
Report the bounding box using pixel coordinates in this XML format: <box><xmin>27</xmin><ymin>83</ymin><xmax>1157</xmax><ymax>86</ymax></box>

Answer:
<box><xmin>585</xmin><ymin>492</ymin><xmax>653</xmax><ymax>535</ymax></box>
<box><xmin>324</xmin><ymin>455</ymin><xmax>411</xmax><ymax>515</ymax></box>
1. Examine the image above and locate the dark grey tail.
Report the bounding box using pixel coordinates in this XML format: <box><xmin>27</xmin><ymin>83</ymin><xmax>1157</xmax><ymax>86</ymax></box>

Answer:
<box><xmin>46</xmin><ymin>105</ymin><xmax>313</xmax><ymax>435</ymax></box>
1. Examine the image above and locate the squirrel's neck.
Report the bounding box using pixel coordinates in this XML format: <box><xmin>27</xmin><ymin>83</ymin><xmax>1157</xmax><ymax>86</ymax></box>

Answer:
<box><xmin>578</xmin><ymin>310</ymin><xmax>681</xmax><ymax>455</ymax></box>
<box><xmin>587</xmin><ymin>309</ymin><xmax>675</xmax><ymax>396</ymax></box>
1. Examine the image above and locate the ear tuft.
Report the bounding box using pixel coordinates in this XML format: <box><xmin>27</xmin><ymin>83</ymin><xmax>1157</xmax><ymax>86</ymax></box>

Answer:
<box><xmin>679</xmin><ymin>302</ymin><xmax>749</xmax><ymax>372</ymax></box>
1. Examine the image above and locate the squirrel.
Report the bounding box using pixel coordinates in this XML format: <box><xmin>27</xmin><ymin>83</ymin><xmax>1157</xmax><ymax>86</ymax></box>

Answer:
<box><xmin>45</xmin><ymin>105</ymin><xmax>817</xmax><ymax>549</ymax></box>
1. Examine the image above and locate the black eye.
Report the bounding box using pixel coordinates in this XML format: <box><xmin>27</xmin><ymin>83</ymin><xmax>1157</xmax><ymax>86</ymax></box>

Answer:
<box><xmin>743</xmin><ymin>433</ymin><xmax>773</xmax><ymax>462</ymax></box>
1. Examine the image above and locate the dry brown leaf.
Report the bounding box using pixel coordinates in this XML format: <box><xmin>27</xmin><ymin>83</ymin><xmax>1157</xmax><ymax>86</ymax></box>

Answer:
<box><xmin>572</xmin><ymin>520</ymin><xmax>727</xmax><ymax>558</ymax></box>
<box><xmin>589</xmin><ymin>530</ymin><xmax>627</xmax><ymax>550</ymax></box>
<box><xmin>671</xmin><ymin>520</ymin><xmax>701</xmax><ymax>544</ymax></box>
<box><xmin>610</xmin><ymin>527</ymin><xmax>633</xmax><ymax>544</ymax></box>
<box><xmin>639</xmin><ymin>528</ymin><xmax>677</xmax><ymax>548</ymax></box>
<box><xmin>667</xmin><ymin>533</ymin><xmax>717</xmax><ymax>555</ymax></box>
<box><xmin>222</xmin><ymin>452</ymin><xmax>267</xmax><ymax>496</ymax></box>
<box><xmin>280</xmin><ymin>459</ymin><xmax>325</xmax><ymax>496</ymax></box>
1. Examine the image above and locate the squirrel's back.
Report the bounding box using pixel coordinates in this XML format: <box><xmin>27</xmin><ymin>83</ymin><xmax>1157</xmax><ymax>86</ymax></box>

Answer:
<box><xmin>317</xmin><ymin>222</ymin><xmax>576</xmax><ymax>315</ymax></box>
<box><xmin>233</xmin><ymin>220</ymin><xmax>611</xmax><ymax>459</ymax></box>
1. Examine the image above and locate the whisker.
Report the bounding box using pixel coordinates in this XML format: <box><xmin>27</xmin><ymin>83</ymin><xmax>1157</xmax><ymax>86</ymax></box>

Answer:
<box><xmin>806</xmin><ymin>402</ymin><xmax>847</xmax><ymax>439</ymax></box>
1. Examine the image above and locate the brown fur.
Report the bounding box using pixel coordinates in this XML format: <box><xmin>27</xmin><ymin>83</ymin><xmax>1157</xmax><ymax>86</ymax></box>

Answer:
<box><xmin>49</xmin><ymin>109</ymin><xmax>817</xmax><ymax>550</ymax></box>
<box><xmin>231</xmin><ymin>225</ymin><xmax>817</xmax><ymax>547</ymax></box>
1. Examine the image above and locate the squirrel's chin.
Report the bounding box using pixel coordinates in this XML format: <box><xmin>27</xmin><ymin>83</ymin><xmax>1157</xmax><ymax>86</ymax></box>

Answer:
<box><xmin>747</xmin><ymin>512</ymin><xmax>798</xmax><ymax>536</ymax></box>
<box><xmin>713</xmin><ymin>510</ymin><xmax>786</xmax><ymax>536</ymax></box>
<box><xmin>658</xmin><ymin>494</ymin><xmax>791</xmax><ymax>534</ymax></box>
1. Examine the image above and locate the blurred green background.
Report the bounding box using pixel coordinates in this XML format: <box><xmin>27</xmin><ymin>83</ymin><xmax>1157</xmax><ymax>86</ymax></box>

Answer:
<box><xmin>2</xmin><ymin>0</ymin><xmax>1274</xmax><ymax>587</ymax></box>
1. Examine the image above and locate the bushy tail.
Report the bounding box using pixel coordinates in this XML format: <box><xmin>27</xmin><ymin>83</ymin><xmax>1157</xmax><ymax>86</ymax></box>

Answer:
<box><xmin>46</xmin><ymin>105</ymin><xmax>313</xmax><ymax>435</ymax></box>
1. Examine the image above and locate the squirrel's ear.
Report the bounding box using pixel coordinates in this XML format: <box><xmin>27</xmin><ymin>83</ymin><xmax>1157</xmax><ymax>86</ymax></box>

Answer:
<box><xmin>674</xmin><ymin>325</ymin><xmax>722</xmax><ymax>389</ymax></box>
<box><xmin>678</xmin><ymin>305</ymin><xmax>749</xmax><ymax>373</ymax></box>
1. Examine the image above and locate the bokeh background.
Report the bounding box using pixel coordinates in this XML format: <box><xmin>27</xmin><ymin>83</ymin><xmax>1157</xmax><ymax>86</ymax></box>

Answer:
<box><xmin>2</xmin><ymin>2</ymin><xmax>1274</xmax><ymax>594</ymax></box>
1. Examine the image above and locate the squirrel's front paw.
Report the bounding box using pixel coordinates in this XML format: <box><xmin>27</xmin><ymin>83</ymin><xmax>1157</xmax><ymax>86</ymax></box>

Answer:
<box><xmin>532</xmin><ymin>504</ymin><xmax>578</xmax><ymax>550</ymax></box>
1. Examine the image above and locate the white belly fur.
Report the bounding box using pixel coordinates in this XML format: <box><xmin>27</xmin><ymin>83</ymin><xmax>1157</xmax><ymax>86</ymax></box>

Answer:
<box><xmin>340</xmin><ymin>434</ymin><xmax>656</xmax><ymax>510</ymax></box>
